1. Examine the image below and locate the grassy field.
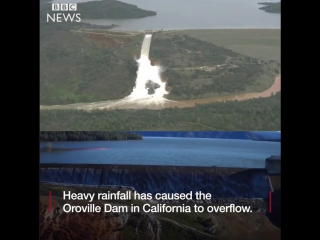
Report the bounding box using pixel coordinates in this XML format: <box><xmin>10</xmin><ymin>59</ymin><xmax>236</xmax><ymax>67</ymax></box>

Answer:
<box><xmin>173</xmin><ymin>29</ymin><xmax>280</xmax><ymax>62</ymax></box>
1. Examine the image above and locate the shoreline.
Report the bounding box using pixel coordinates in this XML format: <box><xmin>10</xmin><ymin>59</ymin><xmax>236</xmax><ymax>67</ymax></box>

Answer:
<box><xmin>39</xmin><ymin>163</ymin><xmax>266</xmax><ymax>170</ymax></box>
<box><xmin>87</xmin><ymin>26</ymin><xmax>281</xmax><ymax>32</ymax></box>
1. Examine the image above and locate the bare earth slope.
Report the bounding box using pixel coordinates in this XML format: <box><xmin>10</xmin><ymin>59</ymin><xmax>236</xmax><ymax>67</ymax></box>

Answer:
<box><xmin>40</xmin><ymin>197</ymin><xmax>280</xmax><ymax>240</ymax></box>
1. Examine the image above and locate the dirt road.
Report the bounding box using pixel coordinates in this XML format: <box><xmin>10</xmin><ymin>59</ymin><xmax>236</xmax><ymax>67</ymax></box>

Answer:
<box><xmin>40</xmin><ymin>75</ymin><xmax>280</xmax><ymax>111</ymax></box>
<box><xmin>172</xmin><ymin>75</ymin><xmax>280</xmax><ymax>108</ymax></box>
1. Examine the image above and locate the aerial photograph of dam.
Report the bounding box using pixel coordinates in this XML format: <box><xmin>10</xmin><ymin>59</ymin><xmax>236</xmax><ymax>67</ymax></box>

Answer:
<box><xmin>40</xmin><ymin>0</ymin><xmax>280</xmax><ymax>239</ymax></box>
<box><xmin>40</xmin><ymin>0</ymin><xmax>280</xmax><ymax>131</ymax></box>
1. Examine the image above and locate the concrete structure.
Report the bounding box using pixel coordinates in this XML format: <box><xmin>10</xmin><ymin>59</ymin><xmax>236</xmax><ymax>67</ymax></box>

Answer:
<box><xmin>140</xmin><ymin>34</ymin><xmax>152</xmax><ymax>58</ymax></box>
<box><xmin>40</xmin><ymin>164</ymin><xmax>271</xmax><ymax>198</ymax></box>
<box><xmin>265</xmin><ymin>155</ymin><xmax>281</xmax><ymax>175</ymax></box>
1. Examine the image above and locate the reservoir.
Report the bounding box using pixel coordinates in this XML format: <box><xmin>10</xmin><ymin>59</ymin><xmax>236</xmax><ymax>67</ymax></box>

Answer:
<box><xmin>40</xmin><ymin>137</ymin><xmax>280</xmax><ymax>168</ymax></box>
<box><xmin>51</xmin><ymin>0</ymin><xmax>281</xmax><ymax>30</ymax></box>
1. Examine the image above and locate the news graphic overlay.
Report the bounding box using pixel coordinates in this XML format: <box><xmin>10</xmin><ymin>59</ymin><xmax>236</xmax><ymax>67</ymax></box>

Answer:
<box><xmin>50</xmin><ymin>190</ymin><xmax>254</xmax><ymax>214</ymax></box>
<box><xmin>47</xmin><ymin>3</ymin><xmax>81</xmax><ymax>23</ymax></box>
<box><xmin>40</xmin><ymin>131</ymin><xmax>281</xmax><ymax>239</ymax></box>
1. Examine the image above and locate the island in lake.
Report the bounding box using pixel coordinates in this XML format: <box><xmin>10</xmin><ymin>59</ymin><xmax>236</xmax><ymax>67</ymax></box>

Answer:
<box><xmin>77</xmin><ymin>0</ymin><xmax>157</xmax><ymax>19</ymax></box>
<box><xmin>258</xmin><ymin>2</ymin><xmax>281</xmax><ymax>13</ymax></box>
<box><xmin>41</xmin><ymin>0</ymin><xmax>156</xmax><ymax>22</ymax></box>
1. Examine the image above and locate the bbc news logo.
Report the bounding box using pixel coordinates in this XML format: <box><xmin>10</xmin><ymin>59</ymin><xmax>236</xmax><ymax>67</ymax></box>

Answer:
<box><xmin>47</xmin><ymin>3</ymin><xmax>81</xmax><ymax>23</ymax></box>
<box><xmin>52</xmin><ymin>3</ymin><xmax>77</xmax><ymax>11</ymax></box>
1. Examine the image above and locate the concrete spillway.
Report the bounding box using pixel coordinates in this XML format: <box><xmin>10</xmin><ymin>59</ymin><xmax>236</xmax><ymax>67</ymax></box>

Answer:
<box><xmin>40</xmin><ymin>34</ymin><xmax>172</xmax><ymax>110</ymax></box>
<box><xmin>140</xmin><ymin>34</ymin><xmax>152</xmax><ymax>58</ymax></box>
<box><xmin>129</xmin><ymin>34</ymin><xmax>168</xmax><ymax>101</ymax></box>
<box><xmin>40</xmin><ymin>164</ymin><xmax>271</xmax><ymax>198</ymax></box>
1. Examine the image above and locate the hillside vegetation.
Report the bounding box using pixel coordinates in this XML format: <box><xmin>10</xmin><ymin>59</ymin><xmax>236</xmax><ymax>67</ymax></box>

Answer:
<box><xmin>151</xmin><ymin>33</ymin><xmax>279</xmax><ymax>100</ymax></box>
<box><xmin>39</xmin><ymin>131</ymin><xmax>142</xmax><ymax>141</ymax></box>
<box><xmin>40</xmin><ymin>93</ymin><xmax>280</xmax><ymax>131</ymax></box>
<box><xmin>40</xmin><ymin>22</ymin><xmax>280</xmax><ymax>105</ymax></box>
<box><xmin>77</xmin><ymin>0</ymin><xmax>157</xmax><ymax>19</ymax></box>
<box><xmin>173</xmin><ymin>29</ymin><xmax>280</xmax><ymax>62</ymax></box>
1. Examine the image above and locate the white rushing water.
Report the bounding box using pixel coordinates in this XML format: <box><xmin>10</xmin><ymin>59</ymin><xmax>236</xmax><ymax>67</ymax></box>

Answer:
<box><xmin>40</xmin><ymin>34</ymin><xmax>175</xmax><ymax>110</ymax></box>
<box><xmin>126</xmin><ymin>34</ymin><xmax>168</xmax><ymax>104</ymax></box>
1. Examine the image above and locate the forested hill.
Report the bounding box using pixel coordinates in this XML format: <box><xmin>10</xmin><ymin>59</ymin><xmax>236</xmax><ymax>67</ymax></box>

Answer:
<box><xmin>77</xmin><ymin>0</ymin><xmax>157</xmax><ymax>19</ymax></box>
<box><xmin>40</xmin><ymin>0</ymin><xmax>156</xmax><ymax>19</ymax></box>
<box><xmin>39</xmin><ymin>131</ymin><xmax>143</xmax><ymax>141</ymax></box>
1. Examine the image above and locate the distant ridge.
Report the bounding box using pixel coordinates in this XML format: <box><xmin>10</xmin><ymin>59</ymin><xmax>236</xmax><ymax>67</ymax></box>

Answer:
<box><xmin>132</xmin><ymin>131</ymin><xmax>280</xmax><ymax>141</ymax></box>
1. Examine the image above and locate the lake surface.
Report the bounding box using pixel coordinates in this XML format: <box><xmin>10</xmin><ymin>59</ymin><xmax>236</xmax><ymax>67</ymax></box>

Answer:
<box><xmin>40</xmin><ymin>137</ymin><xmax>280</xmax><ymax>168</ymax></box>
<box><xmin>51</xmin><ymin>0</ymin><xmax>281</xmax><ymax>30</ymax></box>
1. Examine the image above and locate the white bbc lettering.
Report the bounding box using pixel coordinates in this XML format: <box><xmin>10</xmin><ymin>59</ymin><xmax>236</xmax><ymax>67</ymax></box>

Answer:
<box><xmin>69</xmin><ymin>3</ymin><xmax>77</xmax><ymax>11</ymax></box>
<box><xmin>47</xmin><ymin>3</ymin><xmax>80</xmax><ymax>22</ymax></box>
<box><xmin>52</xmin><ymin>3</ymin><xmax>59</xmax><ymax>11</ymax></box>
<box><xmin>61</xmin><ymin>3</ymin><xmax>69</xmax><ymax>11</ymax></box>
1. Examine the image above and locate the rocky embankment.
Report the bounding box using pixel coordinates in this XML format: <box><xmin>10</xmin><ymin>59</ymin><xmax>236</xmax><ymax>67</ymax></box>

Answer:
<box><xmin>40</xmin><ymin>200</ymin><xmax>209</xmax><ymax>240</ymax></box>
<box><xmin>40</xmin><ymin>196</ymin><xmax>275</xmax><ymax>240</ymax></box>
<box><xmin>40</xmin><ymin>201</ymin><xmax>129</xmax><ymax>240</ymax></box>
<box><xmin>39</xmin><ymin>164</ymin><xmax>280</xmax><ymax>239</ymax></box>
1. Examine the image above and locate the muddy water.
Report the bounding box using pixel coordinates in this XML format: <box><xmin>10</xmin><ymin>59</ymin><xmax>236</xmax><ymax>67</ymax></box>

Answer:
<box><xmin>40</xmin><ymin>75</ymin><xmax>280</xmax><ymax>110</ymax></box>
<box><xmin>169</xmin><ymin>75</ymin><xmax>281</xmax><ymax>108</ymax></box>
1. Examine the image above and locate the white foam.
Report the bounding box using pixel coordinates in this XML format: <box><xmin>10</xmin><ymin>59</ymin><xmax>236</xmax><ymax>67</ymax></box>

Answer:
<box><xmin>122</xmin><ymin>34</ymin><xmax>168</xmax><ymax>106</ymax></box>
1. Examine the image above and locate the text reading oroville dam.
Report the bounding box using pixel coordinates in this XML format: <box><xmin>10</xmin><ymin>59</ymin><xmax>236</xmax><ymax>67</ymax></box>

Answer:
<box><xmin>61</xmin><ymin>191</ymin><xmax>253</xmax><ymax>213</ymax></box>
<box><xmin>47</xmin><ymin>3</ymin><xmax>81</xmax><ymax>23</ymax></box>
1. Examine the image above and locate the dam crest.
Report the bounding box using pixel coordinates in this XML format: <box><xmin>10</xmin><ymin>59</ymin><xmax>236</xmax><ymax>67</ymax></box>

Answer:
<box><xmin>140</xmin><ymin>34</ymin><xmax>152</xmax><ymax>58</ymax></box>
<box><xmin>40</xmin><ymin>164</ymin><xmax>271</xmax><ymax>199</ymax></box>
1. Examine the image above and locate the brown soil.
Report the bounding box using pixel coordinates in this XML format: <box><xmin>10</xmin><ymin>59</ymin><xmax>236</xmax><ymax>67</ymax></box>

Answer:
<box><xmin>39</xmin><ymin>74</ymin><xmax>280</xmax><ymax>111</ymax></box>
<box><xmin>161</xmin><ymin>73</ymin><xmax>168</xmax><ymax>83</ymax></box>
<box><xmin>121</xmin><ymin>37</ymin><xmax>133</xmax><ymax>45</ymax></box>
<box><xmin>162</xmin><ymin>75</ymin><xmax>281</xmax><ymax>108</ymax></box>
<box><xmin>88</xmin><ymin>34</ymin><xmax>119</xmax><ymax>48</ymax></box>
<box><xmin>40</xmin><ymin>197</ymin><xmax>123</xmax><ymax>240</ymax></box>
<box><xmin>135</xmin><ymin>53</ymin><xmax>141</xmax><ymax>59</ymax></box>
<box><xmin>150</xmin><ymin>59</ymin><xmax>162</xmax><ymax>66</ymax></box>
<box><xmin>88</xmin><ymin>34</ymin><xmax>133</xmax><ymax>49</ymax></box>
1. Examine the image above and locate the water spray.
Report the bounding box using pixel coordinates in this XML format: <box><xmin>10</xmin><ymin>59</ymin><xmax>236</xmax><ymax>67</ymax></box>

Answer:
<box><xmin>124</xmin><ymin>34</ymin><xmax>169</xmax><ymax>105</ymax></box>
<box><xmin>40</xmin><ymin>34</ymin><xmax>179</xmax><ymax>110</ymax></box>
